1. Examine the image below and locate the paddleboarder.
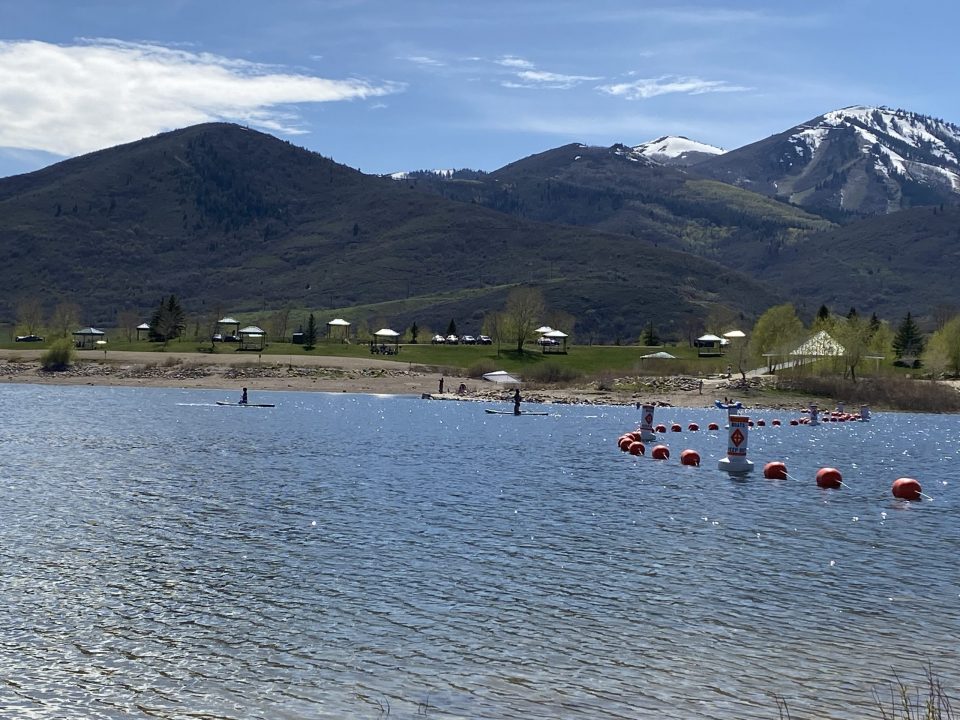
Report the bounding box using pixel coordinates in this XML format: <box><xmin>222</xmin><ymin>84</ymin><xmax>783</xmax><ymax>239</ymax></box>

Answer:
<box><xmin>513</xmin><ymin>388</ymin><xmax>522</xmax><ymax>415</ymax></box>
<box><xmin>240</xmin><ymin>387</ymin><xmax>248</xmax><ymax>405</ymax></box>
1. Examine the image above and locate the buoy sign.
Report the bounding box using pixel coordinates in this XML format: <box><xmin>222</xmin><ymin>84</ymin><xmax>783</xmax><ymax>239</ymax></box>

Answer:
<box><xmin>727</xmin><ymin>416</ymin><xmax>749</xmax><ymax>457</ymax></box>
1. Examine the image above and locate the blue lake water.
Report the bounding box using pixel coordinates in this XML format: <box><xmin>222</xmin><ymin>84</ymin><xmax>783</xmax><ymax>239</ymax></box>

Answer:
<box><xmin>0</xmin><ymin>384</ymin><xmax>957</xmax><ymax>719</ymax></box>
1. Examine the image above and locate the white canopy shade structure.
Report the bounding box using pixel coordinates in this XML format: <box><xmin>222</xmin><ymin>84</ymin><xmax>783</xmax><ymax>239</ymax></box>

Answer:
<box><xmin>541</xmin><ymin>328</ymin><xmax>569</xmax><ymax>353</ymax></box>
<box><xmin>696</xmin><ymin>333</ymin><xmax>725</xmax><ymax>357</ymax></box>
<box><xmin>238</xmin><ymin>325</ymin><xmax>266</xmax><ymax>351</ymax></box>
<box><xmin>327</xmin><ymin>317</ymin><xmax>351</xmax><ymax>341</ymax></box>
<box><xmin>372</xmin><ymin>328</ymin><xmax>401</xmax><ymax>354</ymax></box>
<box><xmin>697</xmin><ymin>334</ymin><xmax>724</xmax><ymax>342</ymax></box>
<box><xmin>723</xmin><ymin>330</ymin><xmax>746</xmax><ymax>339</ymax></box>
<box><xmin>73</xmin><ymin>327</ymin><xmax>106</xmax><ymax>349</ymax></box>
<box><xmin>535</xmin><ymin>326</ymin><xmax>554</xmax><ymax>334</ymax></box>
<box><xmin>543</xmin><ymin>330</ymin><xmax>568</xmax><ymax>339</ymax></box>
<box><xmin>641</xmin><ymin>351</ymin><xmax>676</xmax><ymax>359</ymax></box>
<box><xmin>483</xmin><ymin>370</ymin><xmax>521</xmax><ymax>385</ymax></box>
<box><xmin>136</xmin><ymin>322</ymin><xmax>150</xmax><ymax>340</ymax></box>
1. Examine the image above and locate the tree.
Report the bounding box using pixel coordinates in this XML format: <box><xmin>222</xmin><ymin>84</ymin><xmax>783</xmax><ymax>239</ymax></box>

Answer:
<box><xmin>409</xmin><ymin>322</ymin><xmax>419</xmax><ymax>344</ymax></box>
<box><xmin>148</xmin><ymin>295</ymin><xmax>186</xmax><ymax>342</ymax></box>
<box><xmin>503</xmin><ymin>287</ymin><xmax>545</xmax><ymax>352</ymax></box>
<box><xmin>303</xmin><ymin>313</ymin><xmax>318</xmax><ymax>349</ymax></box>
<box><xmin>641</xmin><ymin>322</ymin><xmax>660</xmax><ymax>346</ymax></box>
<box><xmin>268</xmin><ymin>306</ymin><xmax>291</xmax><ymax>343</ymax></box>
<box><xmin>116</xmin><ymin>307</ymin><xmax>141</xmax><ymax>343</ymax></box>
<box><xmin>50</xmin><ymin>302</ymin><xmax>81</xmax><ymax>338</ymax></box>
<box><xmin>833</xmin><ymin>314</ymin><xmax>874</xmax><ymax>382</ymax></box>
<box><xmin>925</xmin><ymin>315</ymin><xmax>960</xmax><ymax>376</ymax></box>
<box><xmin>749</xmin><ymin>304</ymin><xmax>805</xmax><ymax>371</ymax></box>
<box><xmin>482</xmin><ymin>310</ymin><xmax>507</xmax><ymax>356</ymax></box>
<box><xmin>16</xmin><ymin>298</ymin><xmax>45</xmax><ymax>336</ymax></box>
<box><xmin>446</xmin><ymin>319</ymin><xmax>457</xmax><ymax>337</ymax></box>
<box><xmin>817</xmin><ymin>304</ymin><xmax>831</xmax><ymax>322</ymax></box>
<box><xmin>892</xmin><ymin>312</ymin><xmax>925</xmax><ymax>360</ymax></box>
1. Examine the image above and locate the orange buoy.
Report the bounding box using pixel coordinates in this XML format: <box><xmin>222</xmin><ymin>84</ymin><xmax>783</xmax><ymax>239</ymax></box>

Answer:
<box><xmin>816</xmin><ymin>467</ymin><xmax>843</xmax><ymax>489</ymax></box>
<box><xmin>680</xmin><ymin>449</ymin><xmax>700</xmax><ymax>466</ymax></box>
<box><xmin>618</xmin><ymin>437</ymin><xmax>633</xmax><ymax>451</ymax></box>
<box><xmin>708</xmin><ymin>422</ymin><xmax>720</xmax><ymax>431</ymax></box>
<box><xmin>772</xmin><ymin>419</ymin><xmax>781</xmax><ymax>426</ymax></box>
<box><xmin>655</xmin><ymin>424</ymin><xmax>667</xmax><ymax>433</ymax></box>
<box><xmin>688</xmin><ymin>423</ymin><xmax>699</xmax><ymax>431</ymax></box>
<box><xmin>763</xmin><ymin>461</ymin><xmax>788</xmax><ymax>480</ymax></box>
<box><xmin>892</xmin><ymin>477</ymin><xmax>922</xmax><ymax>501</ymax></box>
<box><xmin>789</xmin><ymin>419</ymin><xmax>799</xmax><ymax>426</ymax></box>
<box><xmin>757</xmin><ymin>419</ymin><xmax>766</xmax><ymax>427</ymax></box>
<box><xmin>670</xmin><ymin>423</ymin><xmax>682</xmax><ymax>432</ymax></box>
<box><xmin>651</xmin><ymin>444</ymin><xmax>670</xmax><ymax>460</ymax></box>
<box><xmin>628</xmin><ymin>441</ymin><xmax>645</xmax><ymax>456</ymax></box>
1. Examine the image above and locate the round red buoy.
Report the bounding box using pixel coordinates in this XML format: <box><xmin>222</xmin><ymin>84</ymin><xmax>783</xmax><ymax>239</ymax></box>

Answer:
<box><xmin>763</xmin><ymin>461</ymin><xmax>788</xmax><ymax>480</ymax></box>
<box><xmin>628</xmin><ymin>441</ymin><xmax>645</xmax><ymax>456</ymax></box>
<box><xmin>892</xmin><ymin>477</ymin><xmax>922</xmax><ymax>501</ymax></box>
<box><xmin>757</xmin><ymin>419</ymin><xmax>766</xmax><ymax>427</ymax></box>
<box><xmin>651</xmin><ymin>444</ymin><xmax>670</xmax><ymax>460</ymax></box>
<box><xmin>816</xmin><ymin>467</ymin><xmax>843</xmax><ymax>489</ymax></box>
<box><xmin>772</xmin><ymin>419</ymin><xmax>781</xmax><ymax>426</ymax></box>
<box><xmin>619</xmin><ymin>436</ymin><xmax>633</xmax><ymax>451</ymax></box>
<box><xmin>688</xmin><ymin>423</ymin><xmax>699</xmax><ymax>431</ymax></box>
<box><xmin>708</xmin><ymin>422</ymin><xmax>720</xmax><ymax>431</ymax></box>
<box><xmin>671</xmin><ymin>423</ymin><xmax>682</xmax><ymax>432</ymax></box>
<box><xmin>789</xmin><ymin>419</ymin><xmax>799</xmax><ymax>426</ymax></box>
<box><xmin>655</xmin><ymin>424</ymin><xmax>667</xmax><ymax>433</ymax></box>
<box><xmin>680</xmin><ymin>449</ymin><xmax>700</xmax><ymax>466</ymax></box>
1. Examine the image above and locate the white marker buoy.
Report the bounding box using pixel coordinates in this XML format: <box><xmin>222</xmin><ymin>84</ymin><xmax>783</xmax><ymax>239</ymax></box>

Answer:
<box><xmin>860</xmin><ymin>405</ymin><xmax>871</xmax><ymax>421</ymax></box>
<box><xmin>639</xmin><ymin>403</ymin><xmax>656</xmax><ymax>442</ymax></box>
<box><xmin>718</xmin><ymin>415</ymin><xmax>754</xmax><ymax>474</ymax></box>
<box><xmin>809</xmin><ymin>403</ymin><xmax>820</xmax><ymax>426</ymax></box>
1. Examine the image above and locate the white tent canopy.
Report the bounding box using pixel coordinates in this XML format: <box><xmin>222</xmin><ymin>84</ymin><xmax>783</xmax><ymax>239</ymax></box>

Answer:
<box><xmin>791</xmin><ymin>330</ymin><xmax>845</xmax><ymax>357</ymax></box>
<box><xmin>698</xmin><ymin>334</ymin><xmax>724</xmax><ymax>342</ymax></box>
<box><xmin>327</xmin><ymin>318</ymin><xmax>351</xmax><ymax>327</ymax></box>
<box><xmin>543</xmin><ymin>330</ymin><xmax>568</xmax><ymax>339</ymax></box>
<box><xmin>535</xmin><ymin>326</ymin><xmax>553</xmax><ymax>334</ymax></box>
<box><xmin>374</xmin><ymin>328</ymin><xmax>399</xmax><ymax>337</ymax></box>
<box><xmin>483</xmin><ymin>370</ymin><xmax>521</xmax><ymax>385</ymax></box>
<box><xmin>723</xmin><ymin>330</ymin><xmax>746</xmax><ymax>339</ymax></box>
<box><xmin>641</xmin><ymin>351</ymin><xmax>676</xmax><ymax>359</ymax></box>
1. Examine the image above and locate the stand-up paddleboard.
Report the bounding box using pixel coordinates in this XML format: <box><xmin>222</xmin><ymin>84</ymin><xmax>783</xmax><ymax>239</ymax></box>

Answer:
<box><xmin>216</xmin><ymin>401</ymin><xmax>276</xmax><ymax>407</ymax></box>
<box><xmin>484</xmin><ymin>408</ymin><xmax>550</xmax><ymax>415</ymax></box>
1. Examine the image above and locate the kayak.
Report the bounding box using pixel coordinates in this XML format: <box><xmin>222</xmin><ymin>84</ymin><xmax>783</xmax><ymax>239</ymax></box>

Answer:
<box><xmin>484</xmin><ymin>409</ymin><xmax>550</xmax><ymax>415</ymax></box>
<box><xmin>216</xmin><ymin>401</ymin><xmax>275</xmax><ymax>407</ymax></box>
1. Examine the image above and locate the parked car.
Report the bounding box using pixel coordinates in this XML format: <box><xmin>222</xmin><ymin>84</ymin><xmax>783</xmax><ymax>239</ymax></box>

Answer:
<box><xmin>431</xmin><ymin>334</ymin><xmax>446</xmax><ymax>344</ymax></box>
<box><xmin>211</xmin><ymin>333</ymin><xmax>224</xmax><ymax>342</ymax></box>
<box><xmin>445</xmin><ymin>334</ymin><xmax>459</xmax><ymax>344</ymax></box>
<box><xmin>15</xmin><ymin>334</ymin><xmax>44</xmax><ymax>342</ymax></box>
<box><xmin>478</xmin><ymin>335</ymin><xmax>492</xmax><ymax>345</ymax></box>
<box><xmin>537</xmin><ymin>336</ymin><xmax>559</xmax><ymax>346</ymax></box>
<box><xmin>460</xmin><ymin>335</ymin><xmax>476</xmax><ymax>344</ymax></box>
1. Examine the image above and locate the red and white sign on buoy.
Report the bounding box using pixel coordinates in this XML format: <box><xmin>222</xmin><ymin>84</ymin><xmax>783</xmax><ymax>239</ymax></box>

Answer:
<box><xmin>718</xmin><ymin>415</ymin><xmax>753</xmax><ymax>474</ymax></box>
<box><xmin>809</xmin><ymin>404</ymin><xmax>820</xmax><ymax>426</ymax></box>
<box><xmin>639</xmin><ymin>403</ymin><xmax>656</xmax><ymax>442</ymax></box>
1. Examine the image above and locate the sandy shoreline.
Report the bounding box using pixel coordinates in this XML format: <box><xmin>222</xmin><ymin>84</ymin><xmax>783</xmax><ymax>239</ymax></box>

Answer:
<box><xmin>0</xmin><ymin>348</ymin><xmax>779</xmax><ymax>410</ymax></box>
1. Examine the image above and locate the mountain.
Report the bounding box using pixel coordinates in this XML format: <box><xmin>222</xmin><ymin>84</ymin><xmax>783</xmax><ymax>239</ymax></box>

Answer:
<box><xmin>693</xmin><ymin>105</ymin><xmax>960</xmax><ymax>215</ymax></box>
<box><xmin>0</xmin><ymin>123</ymin><xmax>783</xmax><ymax>341</ymax></box>
<box><xmin>398</xmin><ymin>142</ymin><xmax>834</xmax><ymax>267</ymax></box>
<box><xmin>633</xmin><ymin>136</ymin><xmax>724</xmax><ymax>166</ymax></box>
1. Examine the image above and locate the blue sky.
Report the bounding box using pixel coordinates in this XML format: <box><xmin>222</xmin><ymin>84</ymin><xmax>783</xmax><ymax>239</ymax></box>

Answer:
<box><xmin>0</xmin><ymin>0</ymin><xmax>957</xmax><ymax>178</ymax></box>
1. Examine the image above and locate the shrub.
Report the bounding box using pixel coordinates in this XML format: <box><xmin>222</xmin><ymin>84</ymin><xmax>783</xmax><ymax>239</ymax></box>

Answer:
<box><xmin>523</xmin><ymin>362</ymin><xmax>582</xmax><ymax>384</ymax></box>
<box><xmin>466</xmin><ymin>358</ymin><xmax>498</xmax><ymax>378</ymax></box>
<box><xmin>40</xmin><ymin>339</ymin><xmax>75</xmax><ymax>371</ymax></box>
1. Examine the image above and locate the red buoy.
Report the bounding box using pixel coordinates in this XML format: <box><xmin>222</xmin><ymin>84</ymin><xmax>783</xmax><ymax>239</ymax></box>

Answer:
<box><xmin>772</xmin><ymin>419</ymin><xmax>781</xmax><ymax>426</ymax></box>
<box><xmin>757</xmin><ymin>419</ymin><xmax>766</xmax><ymax>427</ymax></box>
<box><xmin>708</xmin><ymin>422</ymin><xmax>720</xmax><ymax>431</ymax></box>
<box><xmin>789</xmin><ymin>419</ymin><xmax>799</xmax><ymax>426</ymax></box>
<box><xmin>651</xmin><ymin>444</ymin><xmax>670</xmax><ymax>460</ymax></box>
<box><xmin>628</xmin><ymin>441</ymin><xmax>646</xmax><ymax>456</ymax></box>
<box><xmin>680</xmin><ymin>449</ymin><xmax>700</xmax><ymax>466</ymax></box>
<box><xmin>688</xmin><ymin>423</ymin><xmax>699</xmax><ymax>431</ymax></box>
<box><xmin>816</xmin><ymin>467</ymin><xmax>843</xmax><ymax>489</ymax></box>
<box><xmin>892</xmin><ymin>477</ymin><xmax>922</xmax><ymax>501</ymax></box>
<box><xmin>655</xmin><ymin>424</ymin><xmax>667</xmax><ymax>433</ymax></box>
<box><xmin>618</xmin><ymin>436</ymin><xmax>633</xmax><ymax>451</ymax></box>
<box><xmin>763</xmin><ymin>461</ymin><xmax>788</xmax><ymax>480</ymax></box>
<box><xmin>671</xmin><ymin>423</ymin><xmax>682</xmax><ymax>432</ymax></box>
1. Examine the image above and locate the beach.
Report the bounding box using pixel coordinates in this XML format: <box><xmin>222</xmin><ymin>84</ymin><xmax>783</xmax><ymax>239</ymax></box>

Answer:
<box><xmin>0</xmin><ymin>348</ymin><xmax>746</xmax><ymax>409</ymax></box>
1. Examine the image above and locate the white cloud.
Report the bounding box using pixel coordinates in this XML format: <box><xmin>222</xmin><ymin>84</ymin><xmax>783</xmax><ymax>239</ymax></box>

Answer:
<box><xmin>404</xmin><ymin>55</ymin><xmax>444</xmax><ymax>67</ymax></box>
<box><xmin>0</xmin><ymin>39</ymin><xmax>403</xmax><ymax>156</ymax></box>
<box><xmin>511</xmin><ymin>69</ymin><xmax>602</xmax><ymax>90</ymax></box>
<box><xmin>599</xmin><ymin>75</ymin><xmax>750</xmax><ymax>100</ymax></box>
<box><xmin>497</xmin><ymin>55</ymin><xmax>535</xmax><ymax>69</ymax></box>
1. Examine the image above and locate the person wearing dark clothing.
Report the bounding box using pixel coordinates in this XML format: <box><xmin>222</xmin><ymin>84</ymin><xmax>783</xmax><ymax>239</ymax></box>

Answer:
<box><xmin>439</xmin><ymin>377</ymin><xmax>444</xmax><ymax>394</ymax></box>
<box><xmin>513</xmin><ymin>388</ymin><xmax>522</xmax><ymax>415</ymax></box>
<box><xmin>240</xmin><ymin>387</ymin><xmax>248</xmax><ymax>405</ymax></box>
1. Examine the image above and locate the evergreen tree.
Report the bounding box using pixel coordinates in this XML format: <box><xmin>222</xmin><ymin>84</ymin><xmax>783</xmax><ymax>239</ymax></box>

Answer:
<box><xmin>817</xmin><ymin>304</ymin><xmax>831</xmax><ymax>322</ymax></box>
<box><xmin>446</xmin><ymin>319</ymin><xmax>457</xmax><ymax>337</ymax></box>
<box><xmin>641</xmin><ymin>322</ymin><xmax>660</xmax><ymax>346</ymax></box>
<box><xmin>303</xmin><ymin>313</ymin><xmax>318</xmax><ymax>349</ymax></box>
<box><xmin>410</xmin><ymin>322</ymin><xmax>419</xmax><ymax>344</ymax></box>
<box><xmin>892</xmin><ymin>312</ymin><xmax>924</xmax><ymax>359</ymax></box>
<box><xmin>148</xmin><ymin>295</ymin><xmax>186</xmax><ymax>342</ymax></box>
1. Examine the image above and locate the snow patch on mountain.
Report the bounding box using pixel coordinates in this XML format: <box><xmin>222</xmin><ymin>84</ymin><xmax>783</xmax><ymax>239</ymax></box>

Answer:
<box><xmin>633</xmin><ymin>136</ymin><xmax>724</xmax><ymax>165</ymax></box>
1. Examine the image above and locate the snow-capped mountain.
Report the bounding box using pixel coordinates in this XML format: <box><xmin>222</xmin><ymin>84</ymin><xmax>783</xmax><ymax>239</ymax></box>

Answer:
<box><xmin>693</xmin><ymin>105</ymin><xmax>960</xmax><ymax>214</ymax></box>
<box><xmin>632</xmin><ymin>135</ymin><xmax>724</xmax><ymax>166</ymax></box>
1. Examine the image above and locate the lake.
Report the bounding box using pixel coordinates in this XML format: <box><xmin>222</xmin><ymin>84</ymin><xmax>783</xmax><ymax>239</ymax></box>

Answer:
<box><xmin>0</xmin><ymin>384</ymin><xmax>956</xmax><ymax>719</ymax></box>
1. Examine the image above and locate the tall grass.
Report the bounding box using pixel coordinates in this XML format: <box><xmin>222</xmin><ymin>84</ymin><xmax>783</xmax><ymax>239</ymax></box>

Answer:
<box><xmin>774</xmin><ymin>375</ymin><xmax>960</xmax><ymax>413</ymax></box>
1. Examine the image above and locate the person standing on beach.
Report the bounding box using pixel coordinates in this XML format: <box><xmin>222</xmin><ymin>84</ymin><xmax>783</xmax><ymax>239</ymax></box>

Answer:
<box><xmin>439</xmin><ymin>377</ymin><xmax>444</xmax><ymax>394</ymax></box>
<box><xmin>513</xmin><ymin>388</ymin><xmax>522</xmax><ymax>415</ymax></box>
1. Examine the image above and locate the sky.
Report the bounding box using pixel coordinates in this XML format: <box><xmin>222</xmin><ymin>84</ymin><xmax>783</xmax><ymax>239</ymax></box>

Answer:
<box><xmin>0</xmin><ymin>0</ymin><xmax>957</xmax><ymax>178</ymax></box>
